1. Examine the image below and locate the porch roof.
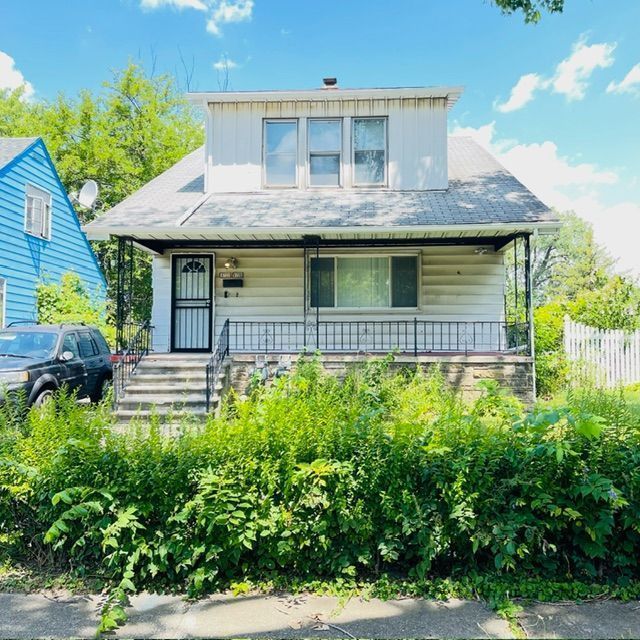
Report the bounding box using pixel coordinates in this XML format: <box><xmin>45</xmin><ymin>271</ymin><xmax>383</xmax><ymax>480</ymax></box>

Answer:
<box><xmin>84</xmin><ymin>137</ymin><xmax>559</xmax><ymax>242</ymax></box>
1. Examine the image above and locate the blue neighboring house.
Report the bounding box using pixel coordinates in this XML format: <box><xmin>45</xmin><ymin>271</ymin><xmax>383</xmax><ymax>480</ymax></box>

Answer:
<box><xmin>0</xmin><ymin>137</ymin><xmax>106</xmax><ymax>327</ymax></box>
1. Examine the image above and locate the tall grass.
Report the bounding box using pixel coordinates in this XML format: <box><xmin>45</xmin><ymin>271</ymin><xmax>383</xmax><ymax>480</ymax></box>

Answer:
<box><xmin>1</xmin><ymin>357</ymin><xmax>639</xmax><ymax>595</ymax></box>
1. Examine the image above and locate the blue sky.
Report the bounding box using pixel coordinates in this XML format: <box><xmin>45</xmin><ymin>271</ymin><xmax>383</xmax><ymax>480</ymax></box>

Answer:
<box><xmin>1</xmin><ymin>0</ymin><xmax>639</xmax><ymax>272</ymax></box>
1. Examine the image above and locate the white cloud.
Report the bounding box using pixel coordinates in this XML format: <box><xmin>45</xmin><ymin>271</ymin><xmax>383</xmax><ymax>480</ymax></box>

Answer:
<box><xmin>207</xmin><ymin>0</ymin><xmax>253</xmax><ymax>36</ymax></box>
<box><xmin>495</xmin><ymin>73</ymin><xmax>548</xmax><ymax>113</ymax></box>
<box><xmin>607</xmin><ymin>62</ymin><xmax>640</xmax><ymax>96</ymax></box>
<box><xmin>140</xmin><ymin>0</ymin><xmax>253</xmax><ymax>36</ymax></box>
<box><xmin>450</xmin><ymin>122</ymin><xmax>640</xmax><ymax>274</ymax></box>
<box><xmin>552</xmin><ymin>38</ymin><xmax>616</xmax><ymax>100</ymax></box>
<box><xmin>494</xmin><ymin>37</ymin><xmax>616</xmax><ymax>112</ymax></box>
<box><xmin>140</xmin><ymin>0</ymin><xmax>207</xmax><ymax>9</ymax></box>
<box><xmin>0</xmin><ymin>51</ymin><xmax>34</xmax><ymax>99</ymax></box>
<box><xmin>213</xmin><ymin>56</ymin><xmax>238</xmax><ymax>70</ymax></box>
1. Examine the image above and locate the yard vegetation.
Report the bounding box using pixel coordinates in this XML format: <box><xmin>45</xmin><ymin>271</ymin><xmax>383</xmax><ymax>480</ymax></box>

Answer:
<box><xmin>2</xmin><ymin>357</ymin><xmax>640</xmax><ymax>616</ymax></box>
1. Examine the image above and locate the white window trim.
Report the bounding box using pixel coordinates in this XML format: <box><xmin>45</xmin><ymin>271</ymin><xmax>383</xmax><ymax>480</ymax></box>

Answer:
<box><xmin>24</xmin><ymin>184</ymin><xmax>52</xmax><ymax>240</ymax></box>
<box><xmin>351</xmin><ymin>117</ymin><xmax>388</xmax><ymax>188</ymax></box>
<box><xmin>310</xmin><ymin>252</ymin><xmax>421</xmax><ymax>311</ymax></box>
<box><xmin>307</xmin><ymin>118</ymin><xmax>342</xmax><ymax>188</ymax></box>
<box><xmin>262</xmin><ymin>118</ymin><xmax>299</xmax><ymax>189</ymax></box>
<box><xmin>0</xmin><ymin>277</ymin><xmax>6</xmax><ymax>328</ymax></box>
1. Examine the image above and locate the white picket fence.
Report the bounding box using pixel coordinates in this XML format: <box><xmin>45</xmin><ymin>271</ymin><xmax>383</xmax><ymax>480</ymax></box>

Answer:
<box><xmin>564</xmin><ymin>316</ymin><xmax>640</xmax><ymax>387</ymax></box>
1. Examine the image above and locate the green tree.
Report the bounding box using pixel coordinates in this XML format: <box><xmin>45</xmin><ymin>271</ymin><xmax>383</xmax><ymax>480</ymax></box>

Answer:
<box><xmin>493</xmin><ymin>0</ymin><xmax>565</xmax><ymax>23</ymax></box>
<box><xmin>0</xmin><ymin>61</ymin><xmax>204</xmax><ymax>326</ymax></box>
<box><xmin>570</xmin><ymin>275</ymin><xmax>640</xmax><ymax>331</ymax></box>
<box><xmin>37</xmin><ymin>272</ymin><xmax>115</xmax><ymax>346</ymax></box>
<box><xmin>532</xmin><ymin>212</ymin><xmax>613</xmax><ymax>304</ymax></box>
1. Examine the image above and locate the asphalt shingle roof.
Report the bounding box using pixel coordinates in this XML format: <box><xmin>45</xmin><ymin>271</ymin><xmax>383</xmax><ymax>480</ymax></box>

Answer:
<box><xmin>85</xmin><ymin>146</ymin><xmax>205</xmax><ymax>229</ymax></box>
<box><xmin>85</xmin><ymin>137</ymin><xmax>557</xmax><ymax>234</ymax></box>
<box><xmin>0</xmin><ymin>137</ymin><xmax>37</xmax><ymax>170</ymax></box>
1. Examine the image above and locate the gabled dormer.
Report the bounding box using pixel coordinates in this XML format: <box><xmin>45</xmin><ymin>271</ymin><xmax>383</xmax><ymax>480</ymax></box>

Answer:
<box><xmin>188</xmin><ymin>80</ymin><xmax>463</xmax><ymax>193</ymax></box>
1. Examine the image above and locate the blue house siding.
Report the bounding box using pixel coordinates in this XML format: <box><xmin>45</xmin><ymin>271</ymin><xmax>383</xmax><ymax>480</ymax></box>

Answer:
<box><xmin>0</xmin><ymin>138</ymin><xmax>106</xmax><ymax>327</ymax></box>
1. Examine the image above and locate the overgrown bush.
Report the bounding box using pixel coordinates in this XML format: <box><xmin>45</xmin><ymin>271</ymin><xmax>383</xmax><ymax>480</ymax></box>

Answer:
<box><xmin>534</xmin><ymin>301</ymin><xmax>570</xmax><ymax>396</ymax></box>
<box><xmin>36</xmin><ymin>272</ymin><xmax>114</xmax><ymax>346</ymax></box>
<box><xmin>1</xmin><ymin>359</ymin><xmax>640</xmax><ymax>598</ymax></box>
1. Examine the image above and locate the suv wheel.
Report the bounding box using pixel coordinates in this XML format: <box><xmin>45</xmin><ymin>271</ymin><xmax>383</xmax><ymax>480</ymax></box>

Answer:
<box><xmin>91</xmin><ymin>376</ymin><xmax>112</xmax><ymax>403</ymax></box>
<box><xmin>33</xmin><ymin>388</ymin><xmax>54</xmax><ymax>408</ymax></box>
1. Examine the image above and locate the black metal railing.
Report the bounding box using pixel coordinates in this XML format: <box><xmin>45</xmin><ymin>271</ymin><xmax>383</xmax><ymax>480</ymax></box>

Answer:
<box><xmin>113</xmin><ymin>321</ymin><xmax>152</xmax><ymax>404</ymax></box>
<box><xmin>227</xmin><ymin>320</ymin><xmax>530</xmax><ymax>356</ymax></box>
<box><xmin>206</xmin><ymin>319</ymin><xmax>230</xmax><ymax>411</ymax></box>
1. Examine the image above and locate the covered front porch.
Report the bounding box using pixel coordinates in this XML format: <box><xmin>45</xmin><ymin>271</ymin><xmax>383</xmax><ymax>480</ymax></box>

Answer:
<box><xmin>130</xmin><ymin>231</ymin><xmax>533</xmax><ymax>353</ymax></box>
<box><xmin>109</xmin><ymin>230</ymin><xmax>536</xmax><ymax>414</ymax></box>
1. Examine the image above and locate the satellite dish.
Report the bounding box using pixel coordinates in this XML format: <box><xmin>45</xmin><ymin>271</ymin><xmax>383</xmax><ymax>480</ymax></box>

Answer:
<box><xmin>77</xmin><ymin>180</ymin><xmax>99</xmax><ymax>210</ymax></box>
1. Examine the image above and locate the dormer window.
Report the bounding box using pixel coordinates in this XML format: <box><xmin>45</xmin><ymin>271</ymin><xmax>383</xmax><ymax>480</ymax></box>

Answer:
<box><xmin>24</xmin><ymin>184</ymin><xmax>52</xmax><ymax>240</ymax></box>
<box><xmin>264</xmin><ymin>120</ymin><xmax>298</xmax><ymax>187</ymax></box>
<box><xmin>308</xmin><ymin>119</ymin><xmax>341</xmax><ymax>187</ymax></box>
<box><xmin>353</xmin><ymin>118</ymin><xmax>387</xmax><ymax>186</ymax></box>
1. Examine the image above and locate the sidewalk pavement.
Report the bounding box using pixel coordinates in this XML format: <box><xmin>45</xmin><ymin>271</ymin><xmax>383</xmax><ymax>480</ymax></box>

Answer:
<box><xmin>0</xmin><ymin>591</ymin><xmax>638</xmax><ymax>638</ymax></box>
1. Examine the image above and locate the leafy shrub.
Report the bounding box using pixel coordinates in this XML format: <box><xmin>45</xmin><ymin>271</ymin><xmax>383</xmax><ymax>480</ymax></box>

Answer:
<box><xmin>1</xmin><ymin>360</ymin><xmax>640</xmax><ymax>596</ymax></box>
<box><xmin>534</xmin><ymin>301</ymin><xmax>570</xmax><ymax>397</ymax></box>
<box><xmin>36</xmin><ymin>272</ymin><xmax>114</xmax><ymax>346</ymax></box>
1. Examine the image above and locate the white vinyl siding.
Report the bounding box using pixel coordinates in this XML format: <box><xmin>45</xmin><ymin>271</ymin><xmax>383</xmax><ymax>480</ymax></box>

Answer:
<box><xmin>206</xmin><ymin>97</ymin><xmax>448</xmax><ymax>192</ymax></box>
<box><xmin>150</xmin><ymin>246</ymin><xmax>504</xmax><ymax>352</ymax></box>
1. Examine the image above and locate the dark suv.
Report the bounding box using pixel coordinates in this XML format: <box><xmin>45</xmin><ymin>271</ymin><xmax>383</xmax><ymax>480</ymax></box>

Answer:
<box><xmin>0</xmin><ymin>324</ymin><xmax>113</xmax><ymax>407</ymax></box>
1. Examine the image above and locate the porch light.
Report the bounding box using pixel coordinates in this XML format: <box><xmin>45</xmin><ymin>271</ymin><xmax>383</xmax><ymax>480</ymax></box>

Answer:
<box><xmin>474</xmin><ymin>247</ymin><xmax>489</xmax><ymax>255</ymax></box>
<box><xmin>224</xmin><ymin>257</ymin><xmax>238</xmax><ymax>269</ymax></box>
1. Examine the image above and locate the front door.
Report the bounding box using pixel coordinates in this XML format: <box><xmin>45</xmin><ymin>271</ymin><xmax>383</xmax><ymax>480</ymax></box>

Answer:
<box><xmin>171</xmin><ymin>255</ymin><xmax>213</xmax><ymax>352</ymax></box>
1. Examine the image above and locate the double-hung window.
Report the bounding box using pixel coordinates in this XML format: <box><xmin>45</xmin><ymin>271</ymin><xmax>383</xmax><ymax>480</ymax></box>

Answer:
<box><xmin>24</xmin><ymin>184</ymin><xmax>52</xmax><ymax>239</ymax></box>
<box><xmin>353</xmin><ymin>117</ymin><xmax>387</xmax><ymax>186</ymax></box>
<box><xmin>264</xmin><ymin>120</ymin><xmax>298</xmax><ymax>187</ymax></box>
<box><xmin>308</xmin><ymin>119</ymin><xmax>341</xmax><ymax>186</ymax></box>
<box><xmin>311</xmin><ymin>255</ymin><xmax>418</xmax><ymax>309</ymax></box>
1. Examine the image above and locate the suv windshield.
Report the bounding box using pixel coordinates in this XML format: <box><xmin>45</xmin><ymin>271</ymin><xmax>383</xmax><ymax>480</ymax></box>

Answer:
<box><xmin>0</xmin><ymin>331</ymin><xmax>58</xmax><ymax>359</ymax></box>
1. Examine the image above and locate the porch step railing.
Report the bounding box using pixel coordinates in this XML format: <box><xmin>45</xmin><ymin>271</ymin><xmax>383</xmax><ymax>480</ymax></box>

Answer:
<box><xmin>113</xmin><ymin>320</ymin><xmax>152</xmax><ymax>404</ymax></box>
<box><xmin>227</xmin><ymin>320</ymin><xmax>530</xmax><ymax>356</ymax></box>
<box><xmin>206</xmin><ymin>319</ymin><xmax>230</xmax><ymax>411</ymax></box>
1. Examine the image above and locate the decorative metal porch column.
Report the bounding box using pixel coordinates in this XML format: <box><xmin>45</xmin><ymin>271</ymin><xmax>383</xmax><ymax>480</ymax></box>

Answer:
<box><xmin>302</xmin><ymin>235</ymin><xmax>321</xmax><ymax>351</ymax></box>
<box><xmin>115</xmin><ymin>237</ymin><xmax>131</xmax><ymax>353</ymax></box>
<box><xmin>524</xmin><ymin>233</ymin><xmax>536</xmax><ymax>396</ymax></box>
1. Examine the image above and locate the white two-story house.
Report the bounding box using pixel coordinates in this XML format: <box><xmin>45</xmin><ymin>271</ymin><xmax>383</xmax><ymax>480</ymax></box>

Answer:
<box><xmin>85</xmin><ymin>80</ymin><xmax>559</xmax><ymax>417</ymax></box>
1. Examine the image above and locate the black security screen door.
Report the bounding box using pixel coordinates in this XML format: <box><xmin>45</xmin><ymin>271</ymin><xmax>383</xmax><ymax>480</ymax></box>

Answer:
<box><xmin>171</xmin><ymin>255</ymin><xmax>213</xmax><ymax>352</ymax></box>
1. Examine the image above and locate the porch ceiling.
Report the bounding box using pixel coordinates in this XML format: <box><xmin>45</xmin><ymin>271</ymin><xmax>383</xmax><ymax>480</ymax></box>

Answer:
<box><xmin>126</xmin><ymin>229</ymin><xmax>530</xmax><ymax>254</ymax></box>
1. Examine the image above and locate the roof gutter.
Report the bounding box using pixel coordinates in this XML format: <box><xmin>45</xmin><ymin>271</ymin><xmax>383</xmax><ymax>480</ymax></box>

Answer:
<box><xmin>83</xmin><ymin>219</ymin><xmax>561</xmax><ymax>241</ymax></box>
<box><xmin>187</xmin><ymin>86</ymin><xmax>464</xmax><ymax>110</ymax></box>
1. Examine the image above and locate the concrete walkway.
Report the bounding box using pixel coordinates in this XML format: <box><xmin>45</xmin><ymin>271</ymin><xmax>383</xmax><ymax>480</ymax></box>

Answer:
<box><xmin>0</xmin><ymin>592</ymin><xmax>638</xmax><ymax>638</ymax></box>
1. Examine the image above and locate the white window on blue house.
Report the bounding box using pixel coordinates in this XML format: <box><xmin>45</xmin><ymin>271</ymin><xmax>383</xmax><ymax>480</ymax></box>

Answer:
<box><xmin>310</xmin><ymin>255</ymin><xmax>419</xmax><ymax>309</ymax></box>
<box><xmin>24</xmin><ymin>184</ymin><xmax>52</xmax><ymax>240</ymax></box>
<box><xmin>263</xmin><ymin>120</ymin><xmax>298</xmax><ymax>187</ymax></box>
<box><xmin>0</xmin><ymin>277</ymin><xmax>6</xmax><ymax>328</ymax></box>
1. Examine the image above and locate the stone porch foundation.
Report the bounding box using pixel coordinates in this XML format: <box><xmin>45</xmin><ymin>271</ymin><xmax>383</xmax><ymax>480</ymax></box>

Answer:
<box><xmin>229</xmin><ymin>353</ymin><xmax>535</xmax><ymax>406</ymax></box>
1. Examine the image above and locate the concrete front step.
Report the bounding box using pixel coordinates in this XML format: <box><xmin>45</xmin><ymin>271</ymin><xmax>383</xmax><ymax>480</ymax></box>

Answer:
<box><xmin>113</xmin><ymin>353</ymin><xmax>230</xmax><ymax>425</ymax></box>
<box><xmin>137</xmin><ymin>358</ymin><xmax>209</xmax><ymax>367</ymax></box>
<box><xmin>115</xmin><ymin>406</ymin><xmax>211</xmax><ymax>419</ymax></box>
<box><xmin>118</xmin><ymin>394</ymin><xmax>208</xmax><ymax>406</ymax></box>
<box><xmin>128</xmin><ymin>374</ymin><xmax>208</xmax><ymax>385</ymax></box>
<box><xmin>124</xmin><ymin>384</ymin><xmax>210</xmax><ymax>395</ymax></box>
